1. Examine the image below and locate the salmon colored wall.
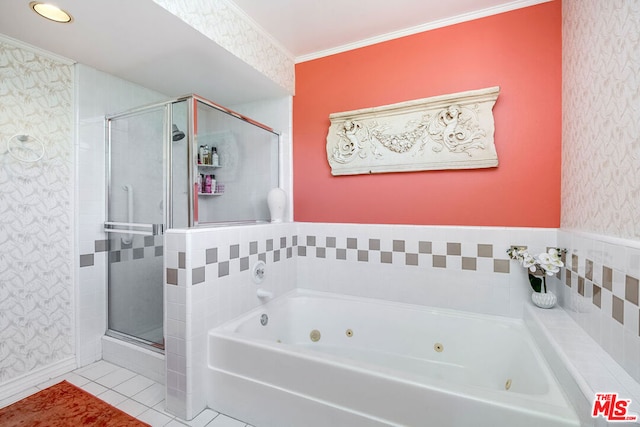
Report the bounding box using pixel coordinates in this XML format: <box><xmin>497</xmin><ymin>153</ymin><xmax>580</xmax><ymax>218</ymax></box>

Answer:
<box><xmin>293</xmin><ymin>1</ymin><xmax>561</xmax><ymax>226</ymax></box>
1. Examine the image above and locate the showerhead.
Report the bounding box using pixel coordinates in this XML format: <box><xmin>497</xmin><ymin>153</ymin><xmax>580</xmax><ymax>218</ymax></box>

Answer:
<box><xmin>172</xmin><ymin>124</ymin><xmax>185</xmax><ymax>141</ymax></box>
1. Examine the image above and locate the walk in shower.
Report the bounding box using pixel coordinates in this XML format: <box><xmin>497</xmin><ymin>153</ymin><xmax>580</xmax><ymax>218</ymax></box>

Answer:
<box><xmin>104</xmin><ymin>95</ymin><xmax>279</xmax><ymax>351</ymax></box>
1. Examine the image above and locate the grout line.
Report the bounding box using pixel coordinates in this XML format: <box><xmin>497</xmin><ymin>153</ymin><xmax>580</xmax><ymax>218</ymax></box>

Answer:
<box><xmin>66</xmin><ymin>362</ymin><xmax>250</xmax><ymax>426</ymax></box>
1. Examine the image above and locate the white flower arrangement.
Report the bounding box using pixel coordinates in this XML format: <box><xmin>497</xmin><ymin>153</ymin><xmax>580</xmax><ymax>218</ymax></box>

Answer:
<box><xmin>506</xmin><ymin>247</ymin><xmax>566</xmax><ymax>293</ymax></box>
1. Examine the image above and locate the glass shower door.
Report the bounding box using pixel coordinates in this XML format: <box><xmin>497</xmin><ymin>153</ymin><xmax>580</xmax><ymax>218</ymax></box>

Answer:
<box><xmin>105</xmin><ymin>105</ymin><xmax>167</xmax><ymax>350</ymax></box>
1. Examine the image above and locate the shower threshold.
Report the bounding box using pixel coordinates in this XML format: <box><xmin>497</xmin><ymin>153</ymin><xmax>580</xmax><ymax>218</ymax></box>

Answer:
<box><xmin>106</xmin><ymin>329</ymin><xmax>164</xmax><ymax>354</ymax></box>
<box><xmin>196</xmin><ymin>220</ymin><xmax>270</xmax><ymax>228</ymax></box>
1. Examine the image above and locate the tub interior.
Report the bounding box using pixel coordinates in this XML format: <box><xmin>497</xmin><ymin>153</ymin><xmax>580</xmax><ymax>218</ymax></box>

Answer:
<box><xmin>208</xmin><ymin>290</ymin><xmax>580</xmax><ymax>427</ymax></box>
<box><xmin>218</xmin><ymin>291</ymin><xmax>563</xmax><ymax>397</ymax></box>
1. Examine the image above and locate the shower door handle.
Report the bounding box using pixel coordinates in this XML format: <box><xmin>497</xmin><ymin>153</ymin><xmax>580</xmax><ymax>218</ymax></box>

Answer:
<box><xmin>104</xmin><ymin>222</ymin><xmax>164</xmax><ymax>236</ymax></box>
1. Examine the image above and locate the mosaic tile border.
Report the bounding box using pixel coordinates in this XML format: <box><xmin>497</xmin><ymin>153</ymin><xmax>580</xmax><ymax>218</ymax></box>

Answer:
<box><xmin>83</xmin><ymin>227</ymin><xmax>640</xmax><ymax>341</ymax></box>
<box><xmin>564</xmin><ymin>252</ymin><xmax>640</xmax><ymax>334</ymax></box>
<box><xmin>79</xmin><ymin>236</ymin><xmax>164</xmax><ymax>267</ymax></box>
<box><xmin>297</xmin><ymin>235</ymin><xmax>511</xmax><ymax>274</ymax></box>
<box><xmin>163</xmin><ymin>233</ymin><xmax>526</xmax><ymax>287</ymax></box>
<box><xmin>167</xmin><ymin>235</ymin><xmax>298</xmax><ymax>286</ymax></box>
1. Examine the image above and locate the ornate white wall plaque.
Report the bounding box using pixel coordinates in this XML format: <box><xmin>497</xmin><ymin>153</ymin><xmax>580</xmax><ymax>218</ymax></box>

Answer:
<box><xmin>326</xmin><ymin>86</ymin><xmax>500</xmax><ymax>175</ymax></box>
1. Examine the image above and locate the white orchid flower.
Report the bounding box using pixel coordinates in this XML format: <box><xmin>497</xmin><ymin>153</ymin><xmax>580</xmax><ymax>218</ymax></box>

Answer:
<box><xmin>537</xmin><ymin>252</ymin><xmax>561</xmax><ymax>275</ymax></box>
<box><xmin>507</xmin><ymin>247</ymin><xmax>565</xmax><ymax>276</ymax></box>
<box><xmin>544</xmin><ymin>265</ymin><xmax>560</xmax><ymax>275</ymax></box>
<box><xmin>522</xmin><ymin>254</ymin><xmax>536</xmax><ymax>271</ymax></box>
<box><xmin>547</xmin><ymin>248</ymin><xmax>564</xmax><ymax>267</ymax></box>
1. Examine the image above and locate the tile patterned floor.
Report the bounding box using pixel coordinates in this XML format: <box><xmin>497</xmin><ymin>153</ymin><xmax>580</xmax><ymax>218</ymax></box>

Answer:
<box><xmin>0</xmin><ymin>360</ymin><xmax>252</xmax><ymax>427</ymax></box>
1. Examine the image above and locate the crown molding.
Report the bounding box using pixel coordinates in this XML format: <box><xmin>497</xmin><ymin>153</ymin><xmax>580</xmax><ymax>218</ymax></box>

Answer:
<box><xmin>296</xmin><ymin>0</ymin><xmax>551</xmax><ymax>63</ymax></box>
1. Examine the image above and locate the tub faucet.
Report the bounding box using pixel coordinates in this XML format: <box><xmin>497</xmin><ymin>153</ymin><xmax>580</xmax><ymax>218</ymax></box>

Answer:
<box><xmin>256</xmin><ymin>288</ymin><xmax>273</xmax><ymax>299</ymax></box>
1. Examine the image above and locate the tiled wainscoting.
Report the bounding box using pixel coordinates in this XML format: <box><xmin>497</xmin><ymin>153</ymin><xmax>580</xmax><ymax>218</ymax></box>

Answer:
<box><xmin>76</xmin><ymin>221</ymin><xmax>640</xmax><ymax>422</ymax></box>
<box><xmin>163</xmin><ymin>223</ymin><xmax>298</xmax><ymax>419</ymax></box>
<box><xmin>295</xmin><ymin>223</ymin><xmax>559</xmax><ymax>318</ymax></box>
<box><xmin>163</xmin><ymin>222</ymin><xmax>559</xmax><ymax>420</ymax></box>
<box><xmin>558</xmin><ymin>230</ymin><xmax>640</xmax><ymax>384</ymax></box>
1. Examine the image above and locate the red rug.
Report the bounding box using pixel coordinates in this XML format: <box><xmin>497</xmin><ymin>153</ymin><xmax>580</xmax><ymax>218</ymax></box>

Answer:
<box><xmin>0</xmin><ymin>381</ymin><xmax>150</xmax><ymax>426</ymax></box>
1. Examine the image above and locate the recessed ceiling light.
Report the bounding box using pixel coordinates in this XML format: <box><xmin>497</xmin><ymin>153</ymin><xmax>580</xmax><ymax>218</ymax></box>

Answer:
<box><xmin>30</xmin><ymin>2</ymin><xmax>73</xmax><ymax>23</ymax></box>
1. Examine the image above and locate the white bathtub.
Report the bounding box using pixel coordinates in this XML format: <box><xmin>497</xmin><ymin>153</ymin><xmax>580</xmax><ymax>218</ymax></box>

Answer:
<box><xmin>207</xmin><ymin>290</ymin><xmax>580</xmax><ymax>427</ymax></box>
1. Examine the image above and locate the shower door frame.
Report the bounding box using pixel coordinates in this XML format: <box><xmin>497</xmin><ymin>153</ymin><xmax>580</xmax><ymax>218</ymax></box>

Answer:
<box><xmin>103</xmin><ymin>94</ymin><xmax>280</xmax><ymax>352</ymax></box>
<box><xmin>104</xmin><ymin>100</ymin><xmax>177</xmax><ymax>353</ymax></box>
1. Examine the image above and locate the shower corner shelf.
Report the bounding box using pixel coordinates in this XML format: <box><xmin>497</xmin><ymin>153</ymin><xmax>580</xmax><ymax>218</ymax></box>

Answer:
<box><xmin>198</xmin><ymin>192</ymin><xmax>224</xmax><ymax>196</ymax></box>
<box><xmin>197</xmin><ymin>163</ymin><xmax>222</xmax><ymax>169</ymax></box>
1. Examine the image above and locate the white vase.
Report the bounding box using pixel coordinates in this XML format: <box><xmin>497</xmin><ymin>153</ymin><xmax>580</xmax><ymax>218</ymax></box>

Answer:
<box><xmin>267</xmin><ymin>188</ymin><xmax>286</xmax><ymax>222</ymax></box>
<box><xmin>531</xmin><ymin>291</ymin><xmax>557</xmax><ymax>309</ymax></box>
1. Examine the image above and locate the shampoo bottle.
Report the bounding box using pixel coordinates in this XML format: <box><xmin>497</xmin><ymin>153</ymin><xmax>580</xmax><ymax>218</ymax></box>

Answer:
<box><xmin>197</xmin><ymin>174</ymin><xmax>203</xmax><ymax>194</ymax></box>
<box><xmin>211</xmin><ymin>147</ymin><xmax>219</xmax><ymax>167</ymax></box>
<box><xmin>198</xmin><ymin>145</ymin><xmax>204</xmax><ymax>164</ymax></box>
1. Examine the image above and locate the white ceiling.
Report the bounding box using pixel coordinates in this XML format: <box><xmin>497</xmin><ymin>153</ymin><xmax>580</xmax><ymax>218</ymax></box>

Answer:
<box><xmin>232</xmin><ymin>0</ymin><xmax>545</xmax><ymax>61</ymax></box>
<box><xmin>0</xmin><ymin>0</ymin><xmax>544</xmax><ymax>105</ymax></box>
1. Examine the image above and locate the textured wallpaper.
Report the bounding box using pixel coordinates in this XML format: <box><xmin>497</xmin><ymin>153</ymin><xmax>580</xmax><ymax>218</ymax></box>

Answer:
<box><xmin>0</xmin><ymin>40</ymin><xmax>73</xmax><ymax>383</ymax></box>
<box><xmin>152</xmin><ymin>0</ymin><xmax>295</xmax><ymax>94</ymax></box>
<box><xmin>562</xmin><ymin>0</ymin><xmax>640</xmax><ymax>240</ymax></box>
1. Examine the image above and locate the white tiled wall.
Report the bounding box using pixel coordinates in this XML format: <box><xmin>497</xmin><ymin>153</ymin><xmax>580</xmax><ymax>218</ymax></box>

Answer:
<box><xmin>296</xmin><ymin>223</ymin><xmax>558</xmax><ymax>318</ymax></box>
<box><xmin>557</xmin><ymin>229</ymin><xmax>640</xmax><ymax>384</ymax></box>
<box><xmin>195</xmin><ymin>106</ymin><xmax>278</xmax><ymax>224</ymax></box>
<box><xmin>231</xmin><ymin>96</ymin><xmax>293</xmax><ymax>223</ymax></box>
<box><xmin>164</xmin><ymin>223</ymin><xmax>297</xmax><ymax>419</ymax></box>
<box><xmin>164</xmin><ymin>222</ymin><xmax>561</xmax><ymax>419</ymax></box>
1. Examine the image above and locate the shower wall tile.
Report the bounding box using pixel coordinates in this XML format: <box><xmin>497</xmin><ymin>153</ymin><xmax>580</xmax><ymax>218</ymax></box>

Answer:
<box><xmin>80</xmin><ymin>254</ymin><xmax>95</xmax><ymax>267</ymax></box>
<box><xmin>77</xmin><ymin>253</ymin><xmax>107</xmax><ymax>366</ymax></box>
